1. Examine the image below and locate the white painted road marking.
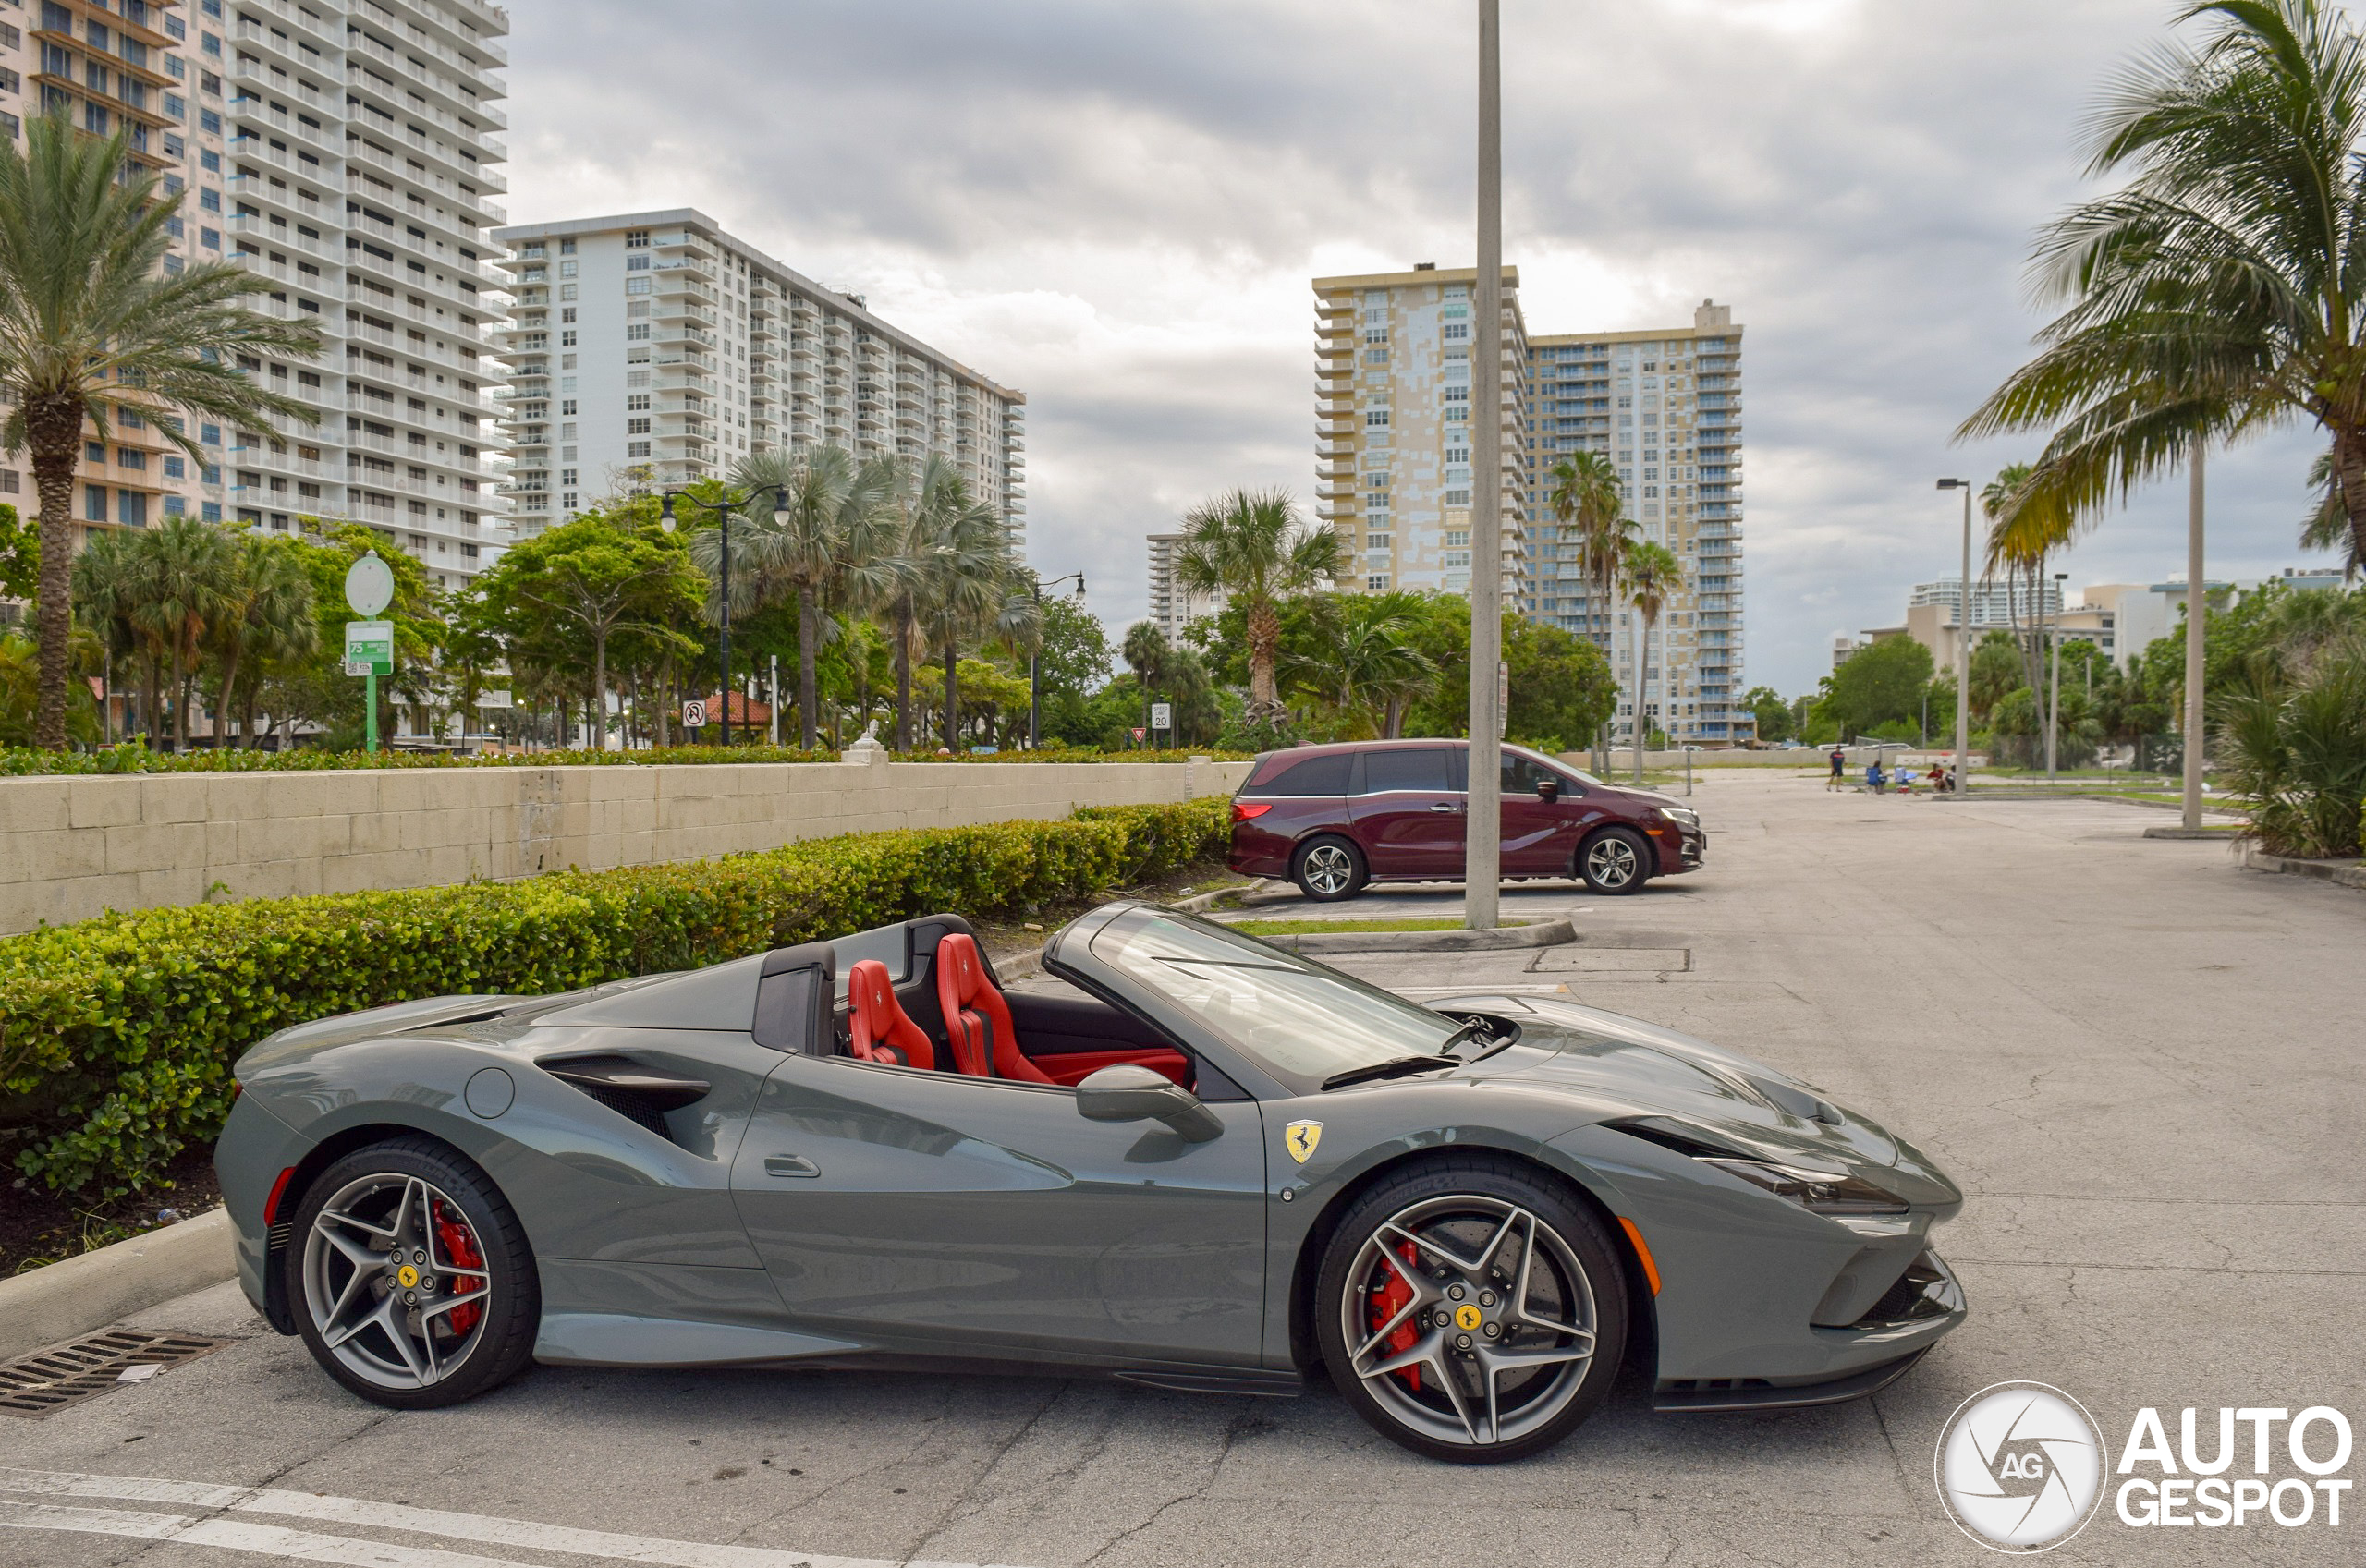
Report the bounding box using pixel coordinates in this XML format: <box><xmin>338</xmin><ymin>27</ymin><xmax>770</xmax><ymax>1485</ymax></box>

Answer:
<box><xmin>0</xmin><ymin>1469</ymin><xmax>1033</xmax><ymax>1568</ymax></box>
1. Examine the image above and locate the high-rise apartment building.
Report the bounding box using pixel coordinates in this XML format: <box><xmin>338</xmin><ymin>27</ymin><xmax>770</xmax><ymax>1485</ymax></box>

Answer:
<box><xmin>1909</xmin><ymin>575</ymin><xmax>2062</xmax><ymax>628</ymax></box>
<box><xmin>491</xmin><ymin>210</ymin><xmax>1026</xmax><ymax>544</ymax></box>
<box><xmin>1146</xmin><ymin>529</ymin><xmax>1225</xmax><ymax>643</ymax></box>
<box><xmin>0</xmin><ymin>0</ymin><xmax>514</xmax><ymax>588</ymax></box>
<box><xmin>1311</xmin><ymin>275</ymin><xmax>1750</xmax><ymax>745</ymax></box>
<box><xmin>1523</xmin><ymin>303</ymin><xmax>1750</xmax><ymax>744</ymax></box>
<box><xmin>1310</xmin><ymin>264</ymin><xmax>1528</xmax><ymax>601</ymax></box>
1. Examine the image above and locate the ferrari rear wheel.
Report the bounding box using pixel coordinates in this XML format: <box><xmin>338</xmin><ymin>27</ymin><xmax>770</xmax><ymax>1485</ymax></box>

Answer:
<box><xmin>287</xmin><ymin>1136</ymin><xmax>539</xmax><ymax>1409</ymax></box>
<box><xmin>1315</xmin><ymin>1158</ymin><xmax>1625</xmax><ymax>1463</ymax></box>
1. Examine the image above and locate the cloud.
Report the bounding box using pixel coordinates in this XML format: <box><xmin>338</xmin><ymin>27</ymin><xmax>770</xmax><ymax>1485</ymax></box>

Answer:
<box><xmin>501</xmin><ymin>0</ymin><xmax>2345</xmax><ymax>697</ymax></box>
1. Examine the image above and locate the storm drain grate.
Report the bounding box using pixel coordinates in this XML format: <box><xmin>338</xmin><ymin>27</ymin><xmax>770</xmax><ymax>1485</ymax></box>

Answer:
<box><xmin>0</xmin><ymin>1329</ymin><xmax>232</xmax><ymax>1417</ymax></box>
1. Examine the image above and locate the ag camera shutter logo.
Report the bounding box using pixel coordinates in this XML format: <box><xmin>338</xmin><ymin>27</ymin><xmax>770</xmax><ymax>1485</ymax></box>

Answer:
<box><xmin>1935</xmin><ymin>1381</ymin><xmax>2108</xmax><ymax>1552</ymax></box>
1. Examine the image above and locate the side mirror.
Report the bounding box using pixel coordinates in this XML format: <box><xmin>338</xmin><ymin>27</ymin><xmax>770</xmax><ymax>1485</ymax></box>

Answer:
<box><xmin>1076</xmin><ymin>1064</ymin><xmax>1222</xmax><ymax>1143</ymax></box>
<box><xmin>1536</xmin><ymin>777</ymin><xmax>1561</xmax><ymax>802</ymax></box>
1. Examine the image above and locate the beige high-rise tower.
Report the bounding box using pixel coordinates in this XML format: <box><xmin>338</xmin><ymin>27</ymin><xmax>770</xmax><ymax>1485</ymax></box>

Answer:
<box><xmin>1310</xmin><ymin>264</ymin><xmax>1528</xmax><ymax>601</ymax></box>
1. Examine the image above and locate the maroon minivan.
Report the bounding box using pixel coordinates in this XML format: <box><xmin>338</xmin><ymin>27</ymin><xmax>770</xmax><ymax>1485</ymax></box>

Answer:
<box><xmin>1226</xmin><ymin>739</ymin><xmax>1705</xmax><ymax>901</ymax></box>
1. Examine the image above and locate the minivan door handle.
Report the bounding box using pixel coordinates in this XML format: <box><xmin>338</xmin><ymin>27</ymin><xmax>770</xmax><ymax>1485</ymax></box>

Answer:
<box><xmin>1430</xmin><ymin>801</ymin><xmax>1466</xmax><ymax>814</ymax></box>
<box><xmin>764</xmin><ymin>1155</ymin><xmax>821</xmax><ymax>1179</ymax></box>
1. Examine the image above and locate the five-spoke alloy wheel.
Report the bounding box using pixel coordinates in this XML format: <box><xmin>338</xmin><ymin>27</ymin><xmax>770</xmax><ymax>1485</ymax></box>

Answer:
<box><xmin>1316</xmin><ymin>1158</ymin><xmax>1626</xmax><ymax>1462</ymax></box>
<box><xmin>1578</xmin><ymin>827</ymin><xmax>1650</xmax><ymax>895</ymax></box>
<box><xmin>1292</xmin><ymin>834</ymin><xmax>1366</xmax><ymax>903</ymax></box>
<box><xmin>287</xmin><ymin>1136</ymin><xmax>539</xmax><ymax>1409</ymax></box>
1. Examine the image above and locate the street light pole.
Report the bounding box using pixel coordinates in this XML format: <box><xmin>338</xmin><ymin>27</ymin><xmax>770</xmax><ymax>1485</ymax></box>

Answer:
<box><xmin>1027</xmin><ymin>571</ymin><xmax>1085</xmax><ymax>751</ymax></box>
<box><xmin>1466</xmin><ymin>0</ymin><xmax>1504</xmax><ymax>931</ymax></box>
<box><xmin>2182</xmin><ymin>444</ymin><xmax>2206</xmax><ymax>830</ymax></box>
<box><xmin>2047</xmin><ymin>570</ymin><xmax>2067</xmax><ymax>782</ymax></box>
<box><xmin>663</xmin><ymin>484</ymin><xmax>790</xmax><ymax>748</ymax></box>
<box><xmin>1936</xmin><ymin>479</ymin><xmax>1974</xmax><ymax>797</ymax></box>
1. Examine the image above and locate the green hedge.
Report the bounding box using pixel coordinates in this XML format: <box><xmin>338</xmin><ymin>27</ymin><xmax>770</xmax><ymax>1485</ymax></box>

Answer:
<box><xmin>0</xmin><ymin>742</ymin><xmax>1242</xmax><ymax>775</ymax></box>
<box><xmin>0</xmin><ymin>796</ymin><xmax>1231</xmax><ymax>1199</ymax></box>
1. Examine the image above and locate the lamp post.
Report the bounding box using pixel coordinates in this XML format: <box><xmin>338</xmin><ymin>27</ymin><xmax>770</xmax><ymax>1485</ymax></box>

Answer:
<box><xmin>2047</xmin><ymin>570</ymin><xmax>2067</xmax><ymax>782</ymax></box>
<box><xmin>1028</xmin><ymin>571</ymin><xmax>1086</xmax><ymax>750</ymax></box>
<box><xmin>1467</xmin><ymin>0</ymin><xmax>1505</xmax><ymax>930</ymax></box>
<box><xmin>1935</xmin><ymin>479</ymin><xmax>1974</xmax><ymax>797</ymax></box>
<box><xmin>661</xmin><ymin>484</ymin><xmax>789</xmax><ymax>748</ymax></box>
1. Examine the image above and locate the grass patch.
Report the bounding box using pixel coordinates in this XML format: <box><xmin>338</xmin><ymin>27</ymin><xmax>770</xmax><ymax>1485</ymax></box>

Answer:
<box><xmin>1226</xmin><ymin>916</ymin><xmax>1535</xmax><ymax>936</ymax></box>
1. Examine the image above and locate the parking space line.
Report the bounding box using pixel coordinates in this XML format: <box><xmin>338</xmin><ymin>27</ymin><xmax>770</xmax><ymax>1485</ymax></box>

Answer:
<box><xmin>0</xmin><ymin>1469</ymin><xmax>1031</xmax><ymax>1568</ymax></box>
<box><xmin>0</xmin><ymin>1501</ymin><xmax>524</xmax><ymax>1568</ymax></box>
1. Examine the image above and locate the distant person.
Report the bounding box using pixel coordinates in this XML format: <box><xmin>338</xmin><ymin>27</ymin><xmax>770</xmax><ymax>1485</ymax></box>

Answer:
<box><xmin>1827</xmin><ymin>747</ymin><xmax>1846</xmax><ymax>791</ymax></box>
<box><xmin>1930</xmin><ymin>763</ymin><xmax>1952</xmax><ymax>795</ymax></box>
<box><xmin>1866</xmin><ymin>760</ymin><xmax>1885</xmax><ymax>795</ymax></box>
<box><xmin>1896</xmin><ymin>766</ymin><xmax>1918</xmax><ymax>796</ymax></box>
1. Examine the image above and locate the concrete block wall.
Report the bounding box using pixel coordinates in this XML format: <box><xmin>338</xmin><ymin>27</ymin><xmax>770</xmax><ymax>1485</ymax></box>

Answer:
<box><xmin>0</xmin><ymin>758</ymin><xmax>1253</xmax><ymax>936</ymax></box>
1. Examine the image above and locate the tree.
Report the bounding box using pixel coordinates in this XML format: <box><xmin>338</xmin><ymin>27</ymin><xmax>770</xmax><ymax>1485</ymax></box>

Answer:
<box><xmin>1502</xmin><ymin>614</ymin><xmax>1617</xmax><ymax>751</ymax></box>
<box><xmin>1958</xmin><ymin>0</ymin><xmax>2366</xmax><ymax>567</ymax></box>
<box><xmin>0</xmin><ymin>503</ymin><xmax>35</xmax><ymax>603</ymax></box>
<box><xmin>1981</xmin><ymin>462</ymin><xmax>2079</xmax><ymax>730</ymax></box>
<box><xmin>1172</xmin><ymin>487</ymin><xmax>1341</xmax><ymax>722</ymax></box>
<box><xmin>478</xmin><ymin>511</ymin><xmax>701</xmax><ymax>748</ymax></box>
<box><xmin>1278</xmin><ymin>592</ymin><xmax>1437</xmax><ymax>739</ymax></box>
<box><xmin>1033</xmin><ymin>594</ymin><xmax>1111</xmax><ymax>706</ymax></box>
<box><xmin>204</xmin><ymin>532</ymin><xmax>316</xmax><ymax>747</ymax></box>
<box><xmin>1120</xmin><ymin>619</ymin><xmax>1169</xmax><ymax>743</ymax></box>
<box><xmin>1621</xmin><ymin>541</ymin><xmax>1684</xmax><ymax>779</ymax></box>
<box><xmin>902</xmin><ymin>468</ymin><xmax>1021</xmax><ymax>751</ymax></box>
<box><xmin>1823</xmin><ymin>637</ymin><xmax>1938</xmax><ymax>739</ymax></box>
<box><xmin>1743</xmin><ymin>685</ymin><xmax>1794</xmax><ymax>743</ymax></box>
<box><xmin>1545</xmin><ymin>450</ymin><xmax>1636</xmax><ymax>758</ymax></box>
<box><xmin>126</xmin><ymin>516</ymin><xmax>236</xmax><ymax>750</ymax></box>
<box><xmin>701</xmin><ymin>444</ymin><xmax>896</xmax><ymax>749</ymax></box>
<box><xmin>0</xmin><ymin>112</ymin><xmax>324</xmax><ymax>748</ymax></box>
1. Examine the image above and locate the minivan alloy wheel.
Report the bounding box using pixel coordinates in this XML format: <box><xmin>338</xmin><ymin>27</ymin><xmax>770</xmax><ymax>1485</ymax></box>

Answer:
<box><xmin>1299</xmin><ymin>842</ymin><xmax>1357</xmax><ymax>896</ymax></box>
<box><xmin>1583</xmin><ymin>834</ymin><xmax>1640</xmax><ymax>890</ymax></box>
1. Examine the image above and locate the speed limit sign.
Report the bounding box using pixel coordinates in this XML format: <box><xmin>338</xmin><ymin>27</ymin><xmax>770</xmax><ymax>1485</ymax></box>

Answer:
<box><xmin>681</xmin><ymin>699</ymin><xmax>708</xmax><ymax>729</ymax></box>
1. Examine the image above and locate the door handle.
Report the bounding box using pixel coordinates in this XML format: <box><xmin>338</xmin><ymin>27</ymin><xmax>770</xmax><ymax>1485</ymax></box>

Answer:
<box><xmin>1429</xmin><ymin>802</ymin><xmax>1466</xmax><ymax>813</ymax></box>
<box><xmin>764</xmin><ymin>1155</ymin><xmax>821</xmax><ymax>1179</ymax></box>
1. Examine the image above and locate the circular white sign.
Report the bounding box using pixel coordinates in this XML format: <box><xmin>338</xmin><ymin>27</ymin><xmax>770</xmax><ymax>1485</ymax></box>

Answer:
<box><xmin>345</xmin><ymin>553</ymin><xmax>395</xmax><ymax>617</ymax></box>
<box><xmin>680</xmin><ymin>699</ymin><xmax>708</xmax><ymax>729</ymax></box>
<box><xmin>1934</xmin><ymin>1381</ymin><xmax>2107</xmax><ymax>1553</ymax></box>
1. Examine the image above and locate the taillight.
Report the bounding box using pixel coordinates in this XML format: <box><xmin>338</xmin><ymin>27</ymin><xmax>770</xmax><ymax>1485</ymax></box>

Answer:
<box><xmin>263</xmin><ymin>1166</ymin><xmax>297</xmax><ymax>1226</ymax></box>
<box><xmin>1232</xmin><ymin>801</ymin><xmax>1273</xmax><ymax>821</ymax></box>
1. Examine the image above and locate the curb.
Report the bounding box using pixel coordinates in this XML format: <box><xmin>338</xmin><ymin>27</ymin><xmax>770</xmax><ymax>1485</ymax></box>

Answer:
<box><xmin>0</xmin><ymin>1207</ymin><xmax>236</xmax><ymax>1362</ymax></box>
<box><xmin>1244</xmin><ymin>918</ymin><xmax>1577</xmax><ymax>955</ymax></box>
<box><xmin>2142</xmin><ymin>826</ymin><xmax>2241</xmax><ymax>841</ymax></box>
<box><xmin>2239</xmin><ymin>844</ymin><xmax>2366</xmax><ymax>889</ymax></box>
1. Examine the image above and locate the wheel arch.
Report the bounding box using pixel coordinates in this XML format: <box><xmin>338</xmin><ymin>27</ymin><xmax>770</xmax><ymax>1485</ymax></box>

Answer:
<box><xmin>1284</xmin><ymin>1140</ymin><xmax>1659</xmax><ymax>1381</ymax></box>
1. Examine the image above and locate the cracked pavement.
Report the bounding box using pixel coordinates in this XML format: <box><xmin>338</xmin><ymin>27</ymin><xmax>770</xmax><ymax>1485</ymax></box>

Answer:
<box><xmin>4</xmin><ymin>772</ymin><xmax>2359</xmax><ymax>1566</ymax></box>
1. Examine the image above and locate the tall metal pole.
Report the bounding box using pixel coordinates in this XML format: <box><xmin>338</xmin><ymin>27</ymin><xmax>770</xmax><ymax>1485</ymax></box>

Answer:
<box><xmin>718</xmin><ymin>511</ymin><xmax>733</xmax><ymax>748</ymax></box>
<box><xmin>2182</xmin><ymin>444</ymin><xmax>2205</xmax><ymax>829</ymax></box>
<box><xmin>2045</xmin><ymin>581</ymin><xmax>2060</xmax><ymax>782</ymax></box>
<box><xmin>1956</xmin><ymin>484</ymin><xmax>1971</xmax><ymax>796</ymax></box>
<box><xmin>1029</xmin><ymin>583</ymin><xmax>1043</xmax><ymax>751</ymax></box>
<box><xmin>1465</xmin><ymin>0</ymin><xmax>1503</xmax><ymax>930</ymax></box>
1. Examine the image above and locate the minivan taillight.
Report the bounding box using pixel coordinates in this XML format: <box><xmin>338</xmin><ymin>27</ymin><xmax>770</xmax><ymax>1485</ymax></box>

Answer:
<box><xmin>1232</xmin><ymin>801</ymin><xmax>1273</xmax><ymax>822</ymax></box>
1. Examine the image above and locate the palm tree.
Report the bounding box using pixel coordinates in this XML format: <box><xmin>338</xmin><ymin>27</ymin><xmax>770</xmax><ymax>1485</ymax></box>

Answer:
<box><xmin>1623</xmin><ymin>541</ymin><xmax>1684</xmax><ymax>782</ymax></box>
<box><xmin>1545</xmin><ymin>451</ymin><xmax>1635</xmax><ymax>760</ymax></box>
<box><xmin>1173</xmin><ymin>488</ymin><xmax>1341</xmax><ymax>723</ymax></box>
<box><xmin>1980</xmin><ymin>463</ymin><xmax>2081</xmax><ymax>740</ymax></box>
<box><xmin>872</xmin><ymin>455</ymin><xmax>976</xmax><ymax>749</ymax></box>
<box><xmin>905</xmin><ymin>475</ymin><xmax>1017</xmax><ymax>750</ymax></box>
<box><xmin>1958</xmin><ymin>0</ymin><xmax>2366</xmax><ymax>560</ymax></box>
<box><xmin>700</xmin><ymin>444</ymin><xmax>896</xmax><ymax>748</ymax></box>
<box><xmin>0</xmin><ymin>112</ymin><xmax>324</xmax><ymax>748</ymax></box>
<box><xmin>207</xmin><ymin>534</ymin><xmax>317</xmax><ymax>747</ymax></box>
<box><xmin>1278</xmin><ymin>593</ymin><xmax>1437</xmax><ymax>737</ymax></box>
<box><xmin>1121</xmin><ymin>619</ymin><xmax>1169</xmax><ymax>744</ymax></box>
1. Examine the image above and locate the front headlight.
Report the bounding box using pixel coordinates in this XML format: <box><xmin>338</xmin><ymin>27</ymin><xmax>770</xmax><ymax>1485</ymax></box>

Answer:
<box><xmin>1657</xmin><ymin>806</ymin><xmax>1700</xmax><ymax>830</ymax></box>
<box><xmin>1699</xmin><ymin>1157</ymin><xmax>1910</xmax><ymax>1216</ymax></box>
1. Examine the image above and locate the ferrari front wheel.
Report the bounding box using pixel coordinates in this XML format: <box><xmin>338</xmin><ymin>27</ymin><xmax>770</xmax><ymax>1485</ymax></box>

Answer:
<box><xmin>287</xmin><ymin>1136</ymin><xmax>540</xmax><ymax>1409</ymax></box>
<box><xmin>1314</xmin><ymin>1157</ymin><xmax>1626</xmax><ymax>1463</ymax></box>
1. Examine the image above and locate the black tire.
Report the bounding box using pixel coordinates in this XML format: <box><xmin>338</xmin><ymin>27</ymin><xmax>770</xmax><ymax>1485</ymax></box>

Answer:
<box><xmin>1292</xmin><ymin>834</ymin><xmax>1366</xmax><ymax>902</ymax></box>
<box><xmin>1577</xmin><ymin>827</ymin><xmax>1652</xmax><ymax>895</ymax></box>
<box><xmin>285</xmin><ymin>1135</ymin><xmax>540</xmax><ymax>1410</ymax></box>
<box><xmin>1313</xmin><ymin>1155</ymin><xmax>1627</xmax><ymax>1464</ymax></box>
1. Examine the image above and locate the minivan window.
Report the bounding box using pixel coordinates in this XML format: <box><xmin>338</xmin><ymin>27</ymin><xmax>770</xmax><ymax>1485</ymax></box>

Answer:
<box><xmin>1501</xmin><ymin>751</ymin><xmax>1560</xmax><ymax>795</ymax></box>
<box><xmin>1250</xmin><ymin>750</ymin><xmax>1353</xmax><ymax>796</ymax></box>
<box><xmin>1362</xmin><ymin>748</ymin><xmax>1453</xmax><ymax>794</ymax></box>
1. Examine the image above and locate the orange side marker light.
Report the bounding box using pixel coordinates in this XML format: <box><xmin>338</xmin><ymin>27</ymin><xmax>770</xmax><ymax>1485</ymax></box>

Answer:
<box><xmin>1618</xmin><ymin>1216</ymin><xmax>1662</xmax><ymax>1295</ymax></box>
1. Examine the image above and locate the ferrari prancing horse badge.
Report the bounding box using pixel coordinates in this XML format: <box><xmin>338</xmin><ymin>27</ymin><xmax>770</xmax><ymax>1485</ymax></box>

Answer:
<box><xmin>1285</xmin><ymin>1120</ymin><xmax>1323</xmax><ymax>1162</ymax></box>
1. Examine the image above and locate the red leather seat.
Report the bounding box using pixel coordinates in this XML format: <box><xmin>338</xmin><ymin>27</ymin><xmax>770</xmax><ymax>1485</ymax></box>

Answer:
<box><xmin>847</xmin><ymin>960</ymin><xmax>934</xmax><ymax>1070</ymax></box>
<box><xmin>935</xmin><ymin>933</ymin><xmax>1051</xmax><ymax>1083</ymax></box>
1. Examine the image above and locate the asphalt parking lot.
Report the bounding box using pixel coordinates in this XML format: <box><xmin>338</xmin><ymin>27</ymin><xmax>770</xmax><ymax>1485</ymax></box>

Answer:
<box><xmin>4</xmin><ymin>771</ymin><xmax>2360</xmax><ymax>1567</ymax></box>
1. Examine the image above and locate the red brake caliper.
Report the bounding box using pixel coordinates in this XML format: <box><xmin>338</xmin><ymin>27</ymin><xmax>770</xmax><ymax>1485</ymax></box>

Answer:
<box><xmin>432</xmin><ymin>1201</ymin><xmax>485</xmax><ymax>1337</ymax></box>
<box><xmin>1367</xmin><ymin>1240</ymin><xmax>1423</xmax><ymax>1392</ymax></box>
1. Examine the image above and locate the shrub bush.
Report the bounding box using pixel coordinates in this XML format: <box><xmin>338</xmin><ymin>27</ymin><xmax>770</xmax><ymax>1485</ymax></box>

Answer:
<box><xmin>0</xmin><ymin>742</ymin><xmax>1246</xmax><ymax>776</ymax></box>
<box><xmin>0</xmin><ymin>797</ymin><xmax>1230</xmax><ymax>1200</ymax></box>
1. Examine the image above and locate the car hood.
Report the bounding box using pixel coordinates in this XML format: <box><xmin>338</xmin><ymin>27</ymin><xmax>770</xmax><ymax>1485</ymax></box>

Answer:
<box><xmin>1429</xmin><ymin>993</ymin><xmax>1957</xmax><ymax>1203</ymax></box>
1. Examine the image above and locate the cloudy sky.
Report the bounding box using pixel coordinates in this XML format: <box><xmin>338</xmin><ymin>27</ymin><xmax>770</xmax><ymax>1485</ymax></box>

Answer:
<box><xmin>503</xmin><ymin>0</ymin><xmax>2342</xmax><ymax>698</ymax></box>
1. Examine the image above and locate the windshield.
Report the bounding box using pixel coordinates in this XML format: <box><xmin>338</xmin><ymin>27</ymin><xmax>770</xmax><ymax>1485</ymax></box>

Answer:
<box><xmin>1088</xmin><ymin>907</ymin><xmax>1468</xmax><ymax>1088</ymax></box>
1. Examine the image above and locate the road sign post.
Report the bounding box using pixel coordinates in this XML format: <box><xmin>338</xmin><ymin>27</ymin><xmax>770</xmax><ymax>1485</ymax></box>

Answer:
<box><xmin>1150</xmin><ymin>702</ymin><xmax>1171</xmax><ymax>749</ymax></box>
<box><xmin>344</xmin><ymin>553</ymin><xmax>396</xmax><ymax>755</ymax></box>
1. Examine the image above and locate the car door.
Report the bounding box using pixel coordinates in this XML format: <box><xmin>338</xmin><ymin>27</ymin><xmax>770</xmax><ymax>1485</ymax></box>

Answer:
<box><xmin>1498</xmin><ymin>750</ymin><xmax>1584</xmax><ymax>873</ymax></box>
<box><xmin>1348</xmin><ymin>746</ymin><xmax>1464</xmax><ymax>878</ymax></box>
<box><xmin>730</xmin><ymin>1052</ymin><xmax>1269</xmax><ymax>1367</ymax></box>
